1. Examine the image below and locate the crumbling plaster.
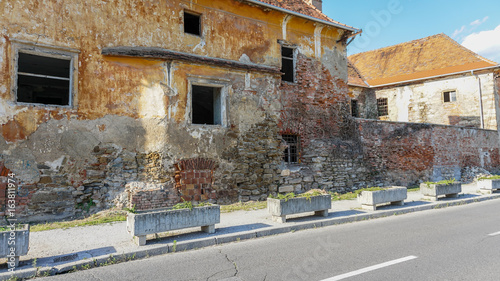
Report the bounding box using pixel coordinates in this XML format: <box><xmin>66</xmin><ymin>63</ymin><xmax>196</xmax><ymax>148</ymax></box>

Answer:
<box><xmin>0</xmin><ymin>0</ymin><xmax>353</xmax><ymax>220</ymax></box>
<box><xmin>375</xmin><ymin>72</ymin><xmax>498</xmax><ymax>129</ymax></box>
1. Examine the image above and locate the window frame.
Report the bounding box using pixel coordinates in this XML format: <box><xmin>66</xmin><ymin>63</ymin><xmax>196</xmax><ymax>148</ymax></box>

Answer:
<box><xmin>11</xmin><ymin>40</ymin><xmax>79</xmax><ymax>108</ymax></box>
<box><xmin>351</xmin><ymin>99</ymin><xmax>359</xmax><ymax>117</ymax></box>
<box><xmin>280</xmin><ymin>45</ymin><xmax>296</xmax><ymax>83</ymax></box>
<box><xmin>377</xmin><ymin>98</ymin><xmax>388</xmax><ymax>117</ymax></box>
<box><xmin>282</xmin><ymin>134</ymin><xmax>300</xmax><ymax>164</ymax></box>
<box><xmin>443</xmin><ymin>90</ymin><xmax>457</xmax><ymax>103</ymax></box>
<box><xmin>187</xmin><ymin>76</ymin><xmax>229</xmax><ymax>127</ymax></box>
<box><xmin>183</xmin><ymin>10</ymin><xmax>202</xmax><ymax>37</ymax></box>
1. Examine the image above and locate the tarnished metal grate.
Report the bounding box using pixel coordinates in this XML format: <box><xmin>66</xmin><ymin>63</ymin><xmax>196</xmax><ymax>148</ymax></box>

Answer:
<box><xmin>282</xmin><ymin>134</ymin><xmax>299</xmax><ymax>163</ymax></box>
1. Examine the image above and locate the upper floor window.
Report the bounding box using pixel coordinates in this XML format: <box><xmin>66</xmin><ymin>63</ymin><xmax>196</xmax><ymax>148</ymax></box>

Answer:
<box><xmin>377</xmin><ymin>98</ymin><xmax>388</xmax><ymax>117</ymax></box>
<box><xmin>184</xmin><ymin>11</ymin><xmax>201</xmax><ymax>36</ymax></box>
<box><xmin>281</xmin><ymin>46</ymin><xmax>295</xmax><ymax>82</ymax></box>
<box><xmin>443</xmin><ymin>90</ymin><xmax>457</xmax><ymax>103</ymax></box>
<box><xmin>13</xmin><ymin>42</ymin><xmax>77</xmax><ymax>107</ymax></box>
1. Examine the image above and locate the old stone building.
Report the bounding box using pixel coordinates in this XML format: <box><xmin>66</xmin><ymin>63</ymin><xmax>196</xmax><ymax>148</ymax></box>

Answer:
<box><xmin>347</xmin><ymin>61</ymin><xmax>377</xmax><ymax>119</ymax></box>
<box><xmin>348</xmin><ymin>34</ymin><xmax>500</xmax><ymax>130</ymax></box>
<box><xmin>0</xmin><ymin>0</ymin><xmax>366</xmax><ymax>220</ymax></box>
<box><xmin>2</xmin><ymin>2</ymin><xmax>500</xmax><ymax>223</ymax></box>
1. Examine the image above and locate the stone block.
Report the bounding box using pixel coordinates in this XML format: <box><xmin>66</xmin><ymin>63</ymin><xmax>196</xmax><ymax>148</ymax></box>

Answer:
<box><xmin>267</xmin><ymin>195</ymin><xmax>331</xmax><ymax>223</ymax></box>
<box><xmin>0</xmin><ymin>224</ymin><xmax>29</xmax><ymax>269</ymax></box>
<box><xmin>281</xmin><ymin>169</ymin><xmax>291</xmax><ymax>176</ymax></box>
<box><xmin>278</xmin><ymin>185</ymin><xmax>294</xmax><ymax>193</ymax></box>
<box><xmin>477</xmin><ymin>179</ymin><xmax>500</xmax><ymax>194</ymax></box>
<box><xmin>127</xmin><ymin>206</ymin><xmax>219</xmax><ymax>246</ymax></box>
<box><xmin>357</xmin><ymin>186</ymin><xmax>407</xmax><ymax>210</ymax></box>
<box><xmin>420</xmin><ymin>182</ymin><xmax>461</xmax><ymax>201</ymax></box>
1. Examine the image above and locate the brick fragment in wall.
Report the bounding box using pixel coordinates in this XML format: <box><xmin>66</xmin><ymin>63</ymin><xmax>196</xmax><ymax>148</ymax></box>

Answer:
<box><xmin>279</xmin><ymin>54</ymin><xmax>351</xmax><ymax>151</ymax></box>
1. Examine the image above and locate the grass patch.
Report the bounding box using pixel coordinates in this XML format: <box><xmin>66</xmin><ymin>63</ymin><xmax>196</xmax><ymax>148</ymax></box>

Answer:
<box><xmin>268</xmin><ymin>189</ymin><xmax>328</xmax><ymax>202</ymax></box>
<box><xmin>30</xmin><ymin>210</ymin><xmax>127</xmax><ymax>232</ymax></box>
<box><xmin>330</xmin><ymin>191</ymin><xmax>357</xmax><ymax>201</ymax></box>
<box><xmin>477</xmin><ymin>175</ymin><xmax>500</xmax><ymax>181</ymax></box>
<box><xmin>424</xmin><ymin>178</ymin><xmax>456</xmax><ymax>187</ymax></box>
<box><xmin>220</xmin><ymin>201</ymin><xmax>267</xmax><ymax>213</ymax></box>
<box><xmin>171</xmin><ymin>200</ymin><xmax>214</xmax><ymax>211</ymax></box>
<box><xmin>407</xmin><ymin>186</ymin><xmax>420</xmax><ymax>192</ymax></box>
<box><xmin>330</xmin><ymin>187</ymin><xmax>388</xmax><ymax>201</ymax></box>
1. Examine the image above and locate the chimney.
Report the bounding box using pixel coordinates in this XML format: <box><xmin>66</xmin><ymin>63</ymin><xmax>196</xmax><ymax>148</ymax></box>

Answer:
<box><xmin>311</xmin><ymin>0</ymin><xmax>323</xmax><ymax>11</ymax></box>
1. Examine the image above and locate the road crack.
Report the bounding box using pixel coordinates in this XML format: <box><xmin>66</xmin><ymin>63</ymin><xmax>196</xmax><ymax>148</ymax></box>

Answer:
<box><xmin>205</xmin><ymin>249</ymin><xmax>239</xmax><ymax>281</ymax></box>
<box><xmin>223</xmin><ymin>249</ymin><xmax>239</xmax><ymax>277</ymax></box>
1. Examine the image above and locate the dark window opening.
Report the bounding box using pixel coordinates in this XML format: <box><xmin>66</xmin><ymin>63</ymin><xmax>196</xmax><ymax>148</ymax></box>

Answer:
<box><xmin>377</xmin><ymin>98</ymin><xmax>388</xmax><ymax>117</ymax></box>
<box><xmin>184</xmin><ymin>11</ymin><xmax>201</xmax><ymax>36</ymax></box>
<box><xmin>282</xmin><ymin>134</ymin><xmax>299</xmax><ymax>163</ymax></box>
<box><xmin>192</xmin><ymin>85</ymin><xmax>222</xmax><ymax>125</ymax></box>
<box><xmin>351</xmin><ymin>99</ymin><xmax>359</xmax><ymax>117</ymax></box>
<box><xmin>281</xmin><ymin>46</ymin><xmax>294</xmax><ymax>82</ymax></box>
<box><xmin>16</xmin><ymin>52</ymin><xmax>71</xmax><ymax>106</ymax></box>
<box><xmin>443</xmin><ymin>91</ymin><xmax>456</xmax><ymax>103</ymax></box>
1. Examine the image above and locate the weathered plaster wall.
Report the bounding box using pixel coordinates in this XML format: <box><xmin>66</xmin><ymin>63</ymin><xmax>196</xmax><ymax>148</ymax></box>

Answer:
<box><xmin>348</xmin><ymin>85</ymin><xmax>377</xmax><ymax>119</ymax></box>
<box><xmin>375</xmin><ymin>72</ymin><xmax>498</xmax><ymax>130</ymax></box>
<box><xmin>0</xmin><ymin>0</ymin><xmax>352</xmax><ymax>220</ymax></box>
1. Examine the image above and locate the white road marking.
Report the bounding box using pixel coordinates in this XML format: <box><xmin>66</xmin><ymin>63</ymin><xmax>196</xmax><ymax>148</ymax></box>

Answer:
<box><xmin>321</xmin><ymin>255</ymin><xmax>418</xmax><ymax>281</ymax></box>
<box><xmin>488</xmin><ymin>231</ymin><xmax>500</xmax><ymax>236</ymax></box>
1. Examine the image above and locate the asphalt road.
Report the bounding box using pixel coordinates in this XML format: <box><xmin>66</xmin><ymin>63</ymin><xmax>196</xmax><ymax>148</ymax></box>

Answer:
<box><xmin>40</xmin><ymin>199</ymin><xmax>500</xmax><ymax>281</ymax></box>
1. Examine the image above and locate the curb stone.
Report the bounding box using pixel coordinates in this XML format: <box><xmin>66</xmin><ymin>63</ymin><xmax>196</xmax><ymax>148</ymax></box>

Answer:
<box><xmin>1</xmin><ymin>193</ymin><xmax>499</xmax><ymax>280</ymax></box>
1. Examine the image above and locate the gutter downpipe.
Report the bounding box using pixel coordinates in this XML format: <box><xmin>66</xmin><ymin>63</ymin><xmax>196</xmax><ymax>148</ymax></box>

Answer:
<box><xmin>472</xmin><ymin>70</ymin><xmax>484</xmax><ymax>129</ymax></box>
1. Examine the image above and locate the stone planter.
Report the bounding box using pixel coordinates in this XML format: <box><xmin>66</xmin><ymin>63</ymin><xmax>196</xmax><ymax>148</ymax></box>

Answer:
<box><xmin>420</xmin><ymin>182</ymin><xmax>462</xmax><ymax>201</ymax></box>
<box><xmin>0</xmin><ymin>224</ymin><xmax>29</xmax><ymax>269</ymax></box>
<box><xmin>127</xmin><ymin>205</ymin><xmax>220</xmax><ymax>246</ymax></box>
<box><xmin>357</xmin><ymin>186</ymin><xmax>407</xmax><ymax>211</ymax></box>
<box><xmin>267</xmin><ymin>194</ymin><xmax>331</xmax><ymax>223</ymax></box>
<box><xmin>477</xmin><ymin>178</ymin><xmax>500</xmax><ymax>194</ymax></box>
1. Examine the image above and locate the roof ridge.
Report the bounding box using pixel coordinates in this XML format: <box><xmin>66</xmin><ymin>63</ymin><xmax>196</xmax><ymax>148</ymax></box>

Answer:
<box><xmin>349</xmin><ymin>33</ymin><xmax>447</xmax><ymax>59</ymax></box>
<box><xmin>441</xmin><ymin>33</ymin><xmax>498</xmax><ymax>65</ymax></box>
<box><xmin>348</xmin><ymin>33</ymin><xmax>499</xmax><ymax>87</ymax></box>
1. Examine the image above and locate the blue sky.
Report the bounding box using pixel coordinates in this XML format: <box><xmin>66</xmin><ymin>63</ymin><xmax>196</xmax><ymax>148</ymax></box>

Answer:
<box><xmin>323</xmin><ymin>0</ymin><xmax>500</xmax><ymax>63</ymax></box>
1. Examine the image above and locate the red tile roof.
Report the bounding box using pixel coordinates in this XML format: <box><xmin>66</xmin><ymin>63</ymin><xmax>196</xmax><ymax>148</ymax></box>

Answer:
<box><xmin>247</xmin><ymin>0</ymin><xmax>355</xmax><ymax>30</ymax></box>
<box><xmin>348</xmin><ymin>33</ymin><xmax>498</xmax><ymax>87</ymax></box>
<box><xmin>348</xmin><ymin>61</ymin><xmax>369</xmax><ymax>88</ymax></box>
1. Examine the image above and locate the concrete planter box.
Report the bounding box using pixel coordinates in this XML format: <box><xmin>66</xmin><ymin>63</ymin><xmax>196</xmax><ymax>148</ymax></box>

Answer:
<box><xmin>127</xmin><ymin>205</ymin><xmax>220</xmax><ymax>246</ymax></box>
<box><xmin>267</xmin><ymin>194</ymin><xmax>331</xmax><ymax>223</ymax></box>
<box><xmin>0</xmin><ymin>224</ymin><xmax>29</xmax><ymax>269</ymax></box>
<box><xmin>357</xmin><ymin>186</ymin><xmax>407</xmax><ymax>211</ymax></box>
<box><xmin>420</xmin><ymin>182</ymin><xmax>462</xmax><ymax>201</ymax></box>
<box><xmin>477</xmin><ymin>178</ymin><xmax>500</xmax><ymax>194</ymax></box>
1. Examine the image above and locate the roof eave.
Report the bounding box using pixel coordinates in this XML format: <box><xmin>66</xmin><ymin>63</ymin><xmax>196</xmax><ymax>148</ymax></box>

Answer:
<box><xmin>244</xmin><ymin>0</ymin><xmax>359</xmax><ymax>33</ymax></box>
<box><xmin>369</xmin><ymin>65</ymin><xmax>500</xmax><ymax>88</ymax></box>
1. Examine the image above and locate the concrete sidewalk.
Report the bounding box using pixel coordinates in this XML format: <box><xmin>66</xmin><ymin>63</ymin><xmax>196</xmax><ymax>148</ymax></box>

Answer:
<box><xmin>2</xmin><ymin>184</ymin><xmax>500</xmax><ymax>280</ymax></box>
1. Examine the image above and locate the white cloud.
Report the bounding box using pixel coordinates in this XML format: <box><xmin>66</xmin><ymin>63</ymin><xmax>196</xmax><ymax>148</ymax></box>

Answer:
<box><xmin>470</xmin><ymin>16</ymin><xmax>489</xmax><ymax>26</ymax></box>
<box><xmin>452</xmin><ymin>25</ymin><xmax>466</xmax><ymax>38</ymax></box>
<box><xmin>462</xmin><ymin>24</ymin><xmax>500</xmax><ymax>63</ymax></box>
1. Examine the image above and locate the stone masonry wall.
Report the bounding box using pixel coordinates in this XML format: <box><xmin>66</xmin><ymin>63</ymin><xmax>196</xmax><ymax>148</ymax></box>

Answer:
<box><xmin>126</xmin><ymin>182</ymin><xmax>179</xmax><ymax>211</ymax></box>
<box><xmin>231</xmin><ymin>115</ymin><xmax>283</xmax><ymax>202</ymax></box>
<box><xmin>358</xmin><ymin>119</ymin><xmax>500</xmax><ymax>186</ymax></box>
